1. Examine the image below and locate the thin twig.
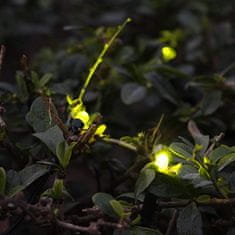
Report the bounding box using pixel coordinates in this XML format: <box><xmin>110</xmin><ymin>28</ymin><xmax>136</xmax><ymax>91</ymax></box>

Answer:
<box><xmin>0</xmin><ymin>45</ymin><xmax>6</xmax><ymax>72</ymax></box>
<box><xmin>56</xmin><ymin>219</ymin><xmax>100</xmax><ymax>235</ymax></box>
<box><xmin>205</xmin><ymin>132</ymin><xmax>224</xmax><ymax>156</ymax></box>
<box><xmin>103</xmin><ymin>137</ymin><xmax>137</xmax><ymax>152</ymax></box>
<box><xmin>165</xmin><ymin>209</ymin><xmax>178</xmax><ymax>235</ymax></box>
<box><xmin>157</xmin><ymin>198</ymin><xmax>235</xmax><ymax>208</ymax></box>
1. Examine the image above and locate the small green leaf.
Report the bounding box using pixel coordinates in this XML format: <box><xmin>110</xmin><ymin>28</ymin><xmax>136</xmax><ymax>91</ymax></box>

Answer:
<box><xmin>121</xmin><ymin>82</ymin><xmax>147</xmax><ymax>105</ymax></box>
<box><xmin>193</xmin><ymin>135</ymin><xmax>209</xmax><ymax>156</ymax></box>
<box><xmin>39</xmin><ymin>73</ymin><xmax>53</xmax><ymax>87</ymax></box>
<box><xmin>56</xmin><ymin>141</ymin><xmax>66</xmax><ymax>166</ymax></box>
<box><xmin>200</xmin><ymin>90</ymin><xmax>222</xmax><ymax>116</ymax></box>
<box><xmin>177</xmin><ymin>202</ymin><xmax>203</xmax><ymax>235</ymax></box>
<box><xmin>92</xmin><ymin>193</ymin><xmax>117</xmax><ymax>218</ymax></box>
<box><xmin>135</xmin><ymin>168</ymin><xmax>156</xmax><ymax>198</ymax></box>
<box><xmin>31</xmin><ymin>71</ymin><xmax>40</xmax><ymax>86</ymax></box>
<box><xmin>197</xmin><ymin>195</ymin><xmax>211</xmax><ymax>203</ymax></box>
<box><xmin>109</xmin><ymin>199</ymin><xmax>125</xmax><ymax>219</ymax></box>
<box><xmin>56</xmin><ymin>141</ymin><xmax>76</xmax><ymax>168</ymax></box>
<box><xmin>43</xmin><ymin>178</ymin><xmax>72</xmax><ymax>200</ymax></box>
<box><xmin>52</xmin><ymin>179</ymin><xmax>64</xmax><ymax>199</ymax></box>
<box><xmin>63</xmin><ymin>142</ymin><xmax>76</xmax><ymax>168</ymax></box>
<box><xmin>0</xmin><ymin>167</ymin><xmax>6</xmax><ymax>195</ymax></box>
<box><xmin>16</xmin><ymin>71</ymin><xmax>29</xmax><ymax>102</ymax></box>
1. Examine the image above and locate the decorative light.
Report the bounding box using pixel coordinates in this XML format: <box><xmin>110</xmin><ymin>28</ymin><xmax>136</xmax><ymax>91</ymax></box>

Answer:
<box><xmin>161</xmin><ymin>46</ymin><xmax>176</xmax><ymax>61</ymax></box>
<box><xmin>154</xmin><ymin>150</ymin><xmax>170</xmax><ymax>172</ymax></box>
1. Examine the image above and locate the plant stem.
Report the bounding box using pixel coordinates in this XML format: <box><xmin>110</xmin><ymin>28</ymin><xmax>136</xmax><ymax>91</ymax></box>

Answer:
<box><xmin>165</xmin><ymin>209</ymin><xmax>178</xmax><ymax>235</ymax></box>
<box><xmin>157</xmin><ymin>198</ymin><xmax>235</xmax><ymax>208</ymax></box>
<box><xmin>78</xmin><ymin>18</ymin><xmax>131</xmax><ymax>102</ymax></box>
<box><xmin>103</xmin><ymin>137</ymin><xmax>137</xmax><ymax>152</ymax></box>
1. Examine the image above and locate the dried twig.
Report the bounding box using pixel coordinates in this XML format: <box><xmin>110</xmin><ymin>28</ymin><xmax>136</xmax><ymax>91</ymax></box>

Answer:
<box><xmin>0</xmin><ymin>45</ymin><xmax>6</xmax><ymax>72</ymax></box>
<box><xmin>165</xmin><ymin>209</ymin><xmax>178</xmax><ymax>235</ymax></box>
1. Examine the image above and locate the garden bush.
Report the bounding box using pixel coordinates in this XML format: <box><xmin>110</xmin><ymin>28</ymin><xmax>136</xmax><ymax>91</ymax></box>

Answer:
<box><xmin>1</xmin><ymin>1</ymin><xmax>235</xmax><ymax>235</ymax></box>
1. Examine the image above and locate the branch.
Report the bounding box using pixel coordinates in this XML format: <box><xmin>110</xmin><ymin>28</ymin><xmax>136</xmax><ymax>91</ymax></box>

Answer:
<box><xmin>165</xmin><ymin>209</ymin><xmax>178</xmax><ymax>235</ymax></box>
<box><xmin>103</xmin><ymin>137</ymin><xmax>137</xmax><ymax>152</ymax></box>
<box><xmin>0</xmin><ymin>45</ymin><xmax>6</xmax><ymax>72</ymax></box>
<box><xmin>56</xmin><ymin>218</ymin><xmax>125</xmax><ymax>235</ymax></box>
<box><xmin>56</xmin><ymin>219</ymin><xmax>100</xmax><ymax>235</ymax></box>
<box><xmin>158</xmin><ymin>198</ymin><xmax>235</xmax><ymax>208</ymax></box>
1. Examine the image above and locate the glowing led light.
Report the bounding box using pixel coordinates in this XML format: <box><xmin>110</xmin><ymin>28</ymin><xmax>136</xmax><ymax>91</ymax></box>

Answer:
<box><xmin>203</xmin><ymin>156</ymin><xmax>210</xmax><ymax>164</ymax></box>
<box><xmin>161</xmin><ymin>46</ymin><xmax>176</xmax><ymax>61</ymax></box>
<box><xmin>168</xmin><ymin>163</ymin><xmax>182</xmax><ymax>174</ymax></box>
<box><xmin>72</xmin><ymin>110</ymin><xmax>89</xmax><ymax>126</ymax></box>
<box><xmin>154</xmin><ymin>151</ymin><xmax>170</xmax><ymax>171</ymax></box>
<box><xmin>95</xmin><ymin>124</ymin><xmax>107</xmax><ymax>137</ymax></box>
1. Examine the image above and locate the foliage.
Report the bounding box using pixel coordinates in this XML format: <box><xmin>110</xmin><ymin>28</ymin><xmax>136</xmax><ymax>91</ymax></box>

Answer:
<box><xmin>0</xmin><ymin>0</ymin><xmax>235</xmax><ymax>235</ymax></box>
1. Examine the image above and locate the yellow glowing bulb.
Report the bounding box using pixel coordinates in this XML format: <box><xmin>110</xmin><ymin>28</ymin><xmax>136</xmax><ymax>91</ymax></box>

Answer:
<box><xmin>161</xmin><ymin>46</ymin><xmax>176</xmax><ymax>61</ymax></box>
<box><xmin>154</xmin><ymin>151</ymin><xmax>170</xmax><ymax>171</ymax></box>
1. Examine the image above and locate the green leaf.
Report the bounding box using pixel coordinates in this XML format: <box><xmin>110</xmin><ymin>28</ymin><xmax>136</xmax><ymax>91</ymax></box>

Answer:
<box><xmin>200</xmin><ymin>90</ymin><xmax>222</xmax><ymax>116</ymax></box>
<box><xmin>169</xmin><ymin>142</ymin><xmax>193</xmax><ymax>159</ymax></box>
<box><xmin>39</xmin><ymin>73</ymin><xmax>53</xmax><ymax>87</ymax></box>
<box><xmin>193</xmin><ymin>135</ymin><xmax>209</xmax><ymax>156</ymax></box>
<box><xmin>6</xmin><ymin>164</ymin><xmax>48</xmax><ymax>197</ymax></box>
<box><xmin>43</xmin><ymin>178</ymin><xmax>72</xmax><ymax>200</ymax></box>
<box><xmin>92</xmin><ymin>192</ymin><xmax>117</xmax><ymax>218</ymax></box>
<box><xmin>135</xmin><ymin>168</ymin><xmax>156</xmax><ymax>198</ymax></box>
<box><xmin>16</xmin><ymin>71</ymin><xmax>29</xmax><ymax>102</ymax></box>
<box><xmin>56</xmin><ymin>141</ymin><xmax>76</xmax><ymax>168</ymax></box>
<box><xmin>187</xmin><ymin>120</ymin><xmax>209</xmax><ymax>156</ymax></box>
<box><xmin>117</xmin><ymin>192</ymin><xmax>145</xmax><ymax>202</ymax></box>
<box><xmin>109</xmin><ymin>199</ymin><xmax>125</xmax><ymax>219</ymax></box>
<box><xmin>121</xmin><ymin>82</ymin><xmax>147</xmax><ymax>105</ymax></box>
<box><xmin>26</xmin><ymin>97</ymin><xmax>56</xmax><ymax>132</ymax></box>
<box><xmin>19</xmin><ymin>164</ymin><xmax>48</xmax><ymax>188</ymax></box>
<box><xmin>52</xmin><ymin>179</ymin><xmax>64</xmax><ymax>199</ymax></box>
<box><xmin>177</xmin><ymin>203</ymin><xmax>203</xmax><ymax>235</ymax></box>
<box><xmin>0</xmin><ymin>167</ymin><xmax>6</xmax><ymax>195</ymax></box>
<box><xmin>33</xmin><ymin>125</ymin><xmax>65</xmax><ymax>155</ymax></box>
<box><xmin>145</xmin><ymin>72</ymin><xmax>178</xmax><ymax>105</ymax></box>
<box><xmin>63</xmin><ymin>142</ymin><xmax>76</xmax><ymax>168</ymax></box>
<box><xmin>217</xmin><ymin>153</ymin><xmax>235</xmax><ymax>171</ymax></box>
<box><xmin>31</xmin><ymin>71</ymin><xmax>40</xmax><ymax>86</ymax></box>
<box><xmin>56</xmin><ymin>141</ymin><xmax>66</xmax><ymax>165</ymax></box>
<box><xmin>149</xmin><ymin>173</ymin><xmax>195</xmax><ymax>198</ymax></box>
<box><xmin>208</xmin><ymin>145</ymin><xmax>233</xmax><ymax>163</ymax></box>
